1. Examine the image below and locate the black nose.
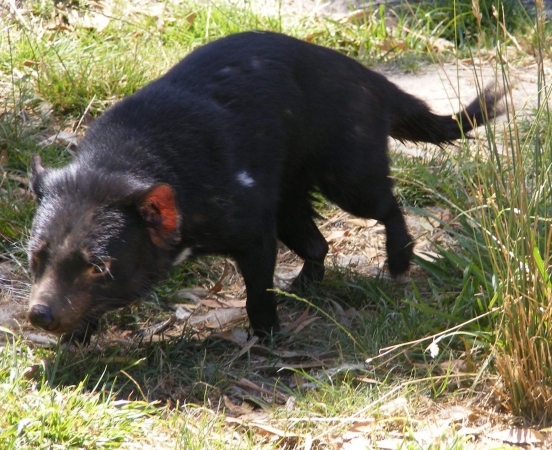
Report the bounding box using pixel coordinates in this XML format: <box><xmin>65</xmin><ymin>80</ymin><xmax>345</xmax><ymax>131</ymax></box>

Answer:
<box><xmin>28</xmin><ymin>304</ymin><xmax>54</xmax><ymax>330</ymax></box>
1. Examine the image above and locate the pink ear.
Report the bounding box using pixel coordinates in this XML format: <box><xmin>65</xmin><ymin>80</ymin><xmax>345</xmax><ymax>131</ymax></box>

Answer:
<box><xmin>139</xmin><ymin>184</ymin><xmax>179</xmax><ymax>246</ymax></box>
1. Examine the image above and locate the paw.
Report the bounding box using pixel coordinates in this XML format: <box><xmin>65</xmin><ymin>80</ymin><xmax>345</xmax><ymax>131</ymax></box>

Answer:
<box><xmin>387</xmin><ymin>244</ymin><xmax>413</xmax><ymax>277</ymax></box>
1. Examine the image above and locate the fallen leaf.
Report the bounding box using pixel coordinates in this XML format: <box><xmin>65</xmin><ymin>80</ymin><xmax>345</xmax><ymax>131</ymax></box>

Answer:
<box><xmin>46</xmin><ymin>23</ymin><xmax>73</xmax><ymax>32</ymax></box>
<box><xmin>22</xmin><ymin>364</ymin><xmax>40</xmax><ymax>379</ymax></box>
<box><xmin>292</xmin><ymin>372</ymin><xmax>304</xmax><ymax>390</ymax></box>
<box><xmin>175</xmin><ymin>306</ymin><xmax>191</xmax><ymax>321</ymax></box>
<box><xmin>488</xmin><ymin>427</ymin><xmax>545</xmax><ymax>444</ymax></box>
<box><xmin>285</xmin><ymin>396</ymin><xmax>297</xmax><ymax>411</ymax></box>
<box><xmin>413</xmin><ymin>423</ymin><xmax>451</xmax><ymax>444</ymax></box>
<box><xmin>441</xmin><ymin>209</ymin><xmax>452</xmax><ymax>224</ymax></box>
<box><xmin>237</xmin><ymin>336</ymin><xmax>258</xmax><ymax>358</ymax></box>
<box><xmin>345</xmin><ymin>10</ymin><xmax>369</xmax><ymax>23</ymax></box>
<box><xmin>379</xmin><ymin>397</ymin><xmax>408</xmax><ymax>416</ymax></box>
<box><xmin>343</xmin><ymin>436</ymin><xmax>372</xmax><ymax>449</ymax></box>
<box><xmin>413</xmin><ymin>250</ymin><xmax>442</xmax><ymax>262</ymax></box>
<box><xmin>136</xmin><ymin>314</ymin><xmax>176</xmax><ymax>336</ymax></box>
<box><xmin>142</xmin><ymin>2</ymin><xmax>165</xmax><ymax>17</ymax></box>
<box><xmin>326</xmin><ymin>230</ymin><xmax>346</xmax><ymax>242</ymax></box>
<box><xmin>428</xmin><ymin>216</ymin><xmax>441</xmax><ymax>228</ymax></box>
<box><xmin>374</xmin><ymin>255</ymin><xmax>387</xmax><ymax>265</ymax></box>
<box><xmin>336</xmin><ymin>254</ymin><xmax>368</xmax><ymax>267</ymax></box>
<box><xmin>377</xmin><ymin>39</ymin><xmax>408</xmax><ymax>52</ymax></box>
<box><xmin>419</xmin><ymin>217</ymin><xmax>434</xmax><ymax>231</ymax></box>
<box><xmin>235</xmin><ymin>378</ymin><xmax>289</xmax><ymax>403</ymax></box>
<box><xmin>325</xmin><ymin>363</ymin><xmax>370</xmax><ymax>377</ymax></box>
<box><xmin>7</xmin><ymin>174</ymin><xmax>28</xmax><ymax>184</ymax></box>
<box><xmin>344</xmin><ymin>307</ymin><xmax>360</xmax><ymax>318</ymax></box>
<box><xmin>428</xmin><ymin>209</ymin><xmax>453</xmax><ymax>228</ymax></box>
<box><xmin>268</xmin><ymin>361</ymin><xmax>325</xmax><ymax>372</ymax></box>
<box><xmin>226</xmin><ymin>300</ymin><xmax>247</xmax><ymax>308</ymax></box>
<box><xmin>457</xmin><ymin>425</ymin><xmax>490</xmax><ymax>436</ymax></box>
<box><xmin>211</xmin><ymin>328</ymin><xmax>249</xmax><ymax>345</ymax></box>
<box><xmin>189</xmin><ymin>308</ymin><xmax>246</xmax><ymax>328</ymax></box>
<box><xmin>439</xmin><ymin>358</ymin><xmax>469</xmax><ymax>374</ymax></box>
<box><xmin>39</xmin><ymin>130</ymin><xmax>79</xmax><ymax>147</ymax></box>
<box><xmin>210</xmin><ymin>260</ymin><xmax>230</xmax><ymax>293</ymax></box>
<box><xmin>200</xmin><ymin>298</ymin><xmax>246</xmax><ymax>309</ymax></box>
<box><xmin>292</xmin><ymin>316</ymin><xmax>320</xmax><ymax>334</ymax></box>
<box><xmin>346</xmin><ymin>419</ymin><xmax>376</xmax><ymax>434</ymax></box>
<box><xmin>437</xmin><ymin>405</ymin><xmax>473</xmax><ymax>422</ymax></box>
<box><xmin>89</xmin><ymin>12</ymin><xmax>110</xmax><ymax>31</ymax></box>
<box><xmin>459</xmin><ymin>336</ymin><xmax>476</xmax><ymax>372</ymax></box>
<box><xmin>363</xmin><ymin>248</ymin><xmax>379</xmax><ymax>259</ymax></box>
<box><xmin>355</xmin><ymin>377</ymin><xmax>381</xmax><ymax>385</ymax></box>
<box><xmin>185</xmin><ymin>12</ymin><xmax>196</xmax><ymax>24</ymax></box>
<box><xmin>375</xmin><ymin>438</ymin><xmax>404</xmax><ymax>449</ymax></box>
<box><xmin>283</xmin><ymin>306</ymin><xmax>311</xmax><ymax>334</ymax></box>
<box><xmin>200</xmin><ymin>299</ymin><xmax>227</xmax><ymax>308</ymax></box>
<box><xmin>223</xmin><ymin>395</ymin><xmax>255</xmax><ymax>415</ymax></box>
<box><xmin>346</xmin><ymin>218</ymin><xmax>378</xmax><ymax>228</ymax></box>
<box><xmin>174</xmin><ymin>287</ymin><xmax>208</xmax><ymax>304</ymax></box>
<box><xmin>249</xmin><ymin>422</ymin><xmax>298</xmax><ymax>438</ymax></box>
<box><xmin>431</xmin><ymin>37</ymin><xmax>455</xmax><ymax>52</ymax></box>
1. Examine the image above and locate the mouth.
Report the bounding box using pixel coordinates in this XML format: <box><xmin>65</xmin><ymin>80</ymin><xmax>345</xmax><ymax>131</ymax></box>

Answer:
<box><xmin>33</xmin><ymin>317</ymin><xmax>75</xmax><ymax>336</ymax></box>
<box><xmin>44</xmin><ymin>319</ymin><xmax>62</xmax><ymax>333</ymax></box>
<box><xmin>29</xmin><ymin>292</ymin><xmax>141</xmax><ymax>344</ymax></box>
<box><xmin>60</xmin><ymin>320</ymin><xmax>100</xmax><ymax>345</ymax></box>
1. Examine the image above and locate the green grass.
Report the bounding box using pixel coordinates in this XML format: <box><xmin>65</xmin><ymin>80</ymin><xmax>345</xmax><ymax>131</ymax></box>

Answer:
<box><xmin>0</xmin><ymin>334</ymin><xmax>166</xmax><ymax>448</ymax></box>
<box><xmin>2</xmin><ymin>0</ymin><xmax>552</xmax><ymax>447</ymax></box>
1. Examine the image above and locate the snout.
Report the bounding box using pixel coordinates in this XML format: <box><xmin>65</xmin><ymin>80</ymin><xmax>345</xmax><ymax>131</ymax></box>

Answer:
<box><xmin>28</xmin><ymin>304</ymin><xmax>59</xmax><ymax>331</ymax></box>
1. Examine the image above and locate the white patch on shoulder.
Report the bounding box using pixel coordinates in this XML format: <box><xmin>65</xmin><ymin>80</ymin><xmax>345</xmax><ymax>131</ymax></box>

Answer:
<box><xmin>173</xmin><ymin>247</ymin><xmax>193</xmax><ymax>266</ymax></box>
<box><xmin>219</xmin><ymin>66</ymin><xmax>234</xmax><ymax>75</ymax></box>
<box><xmin>251</xmin><ymin>58</ymin><xmax>262</xmax><ymax>70</ymax></box>
<box><xmin>236</xmin><ymin>171</ymin><xmax>255</xmax><ymax>187</ymax></box>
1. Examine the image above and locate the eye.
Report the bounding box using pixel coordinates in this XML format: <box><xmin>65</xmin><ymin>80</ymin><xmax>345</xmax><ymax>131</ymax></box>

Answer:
<box><xmin>30</xmin><ymin>253</ymin><xmax>40</xmax><ymax>272</ymax></box>
<box><xmin>88</xmin><ymin>260</ymin><xmax>112</xmax><ymax>278</ymax></box>
<box><xmin>30</xmin><ymin>246</ymin><xmax>48</xmax><ymax>276</ymax></box>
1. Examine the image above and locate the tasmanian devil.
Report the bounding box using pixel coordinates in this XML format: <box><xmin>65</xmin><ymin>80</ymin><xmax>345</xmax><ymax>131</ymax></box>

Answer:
<box><xmin>27</xmin><ymin>31</ymin><xmax>500</xmax><ymax>344</ymax></box>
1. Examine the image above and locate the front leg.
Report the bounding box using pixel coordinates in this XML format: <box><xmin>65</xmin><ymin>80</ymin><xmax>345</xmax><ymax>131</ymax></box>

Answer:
<box><xmin>234</xmin><ymin>236</ymin><xmax>280</xmax><ymax>338</ymax></box>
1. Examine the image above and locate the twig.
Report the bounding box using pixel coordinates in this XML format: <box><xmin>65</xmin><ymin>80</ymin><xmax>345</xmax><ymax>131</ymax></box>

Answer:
<box><xmin>8</xmin><ymin>0</ymin><xmax>30</xmax><ymax>31</ymax></box>
<box><xmin>367</xmin><ymin>307</ymin><xmax>499</xmax><ymax>363</ymax></box>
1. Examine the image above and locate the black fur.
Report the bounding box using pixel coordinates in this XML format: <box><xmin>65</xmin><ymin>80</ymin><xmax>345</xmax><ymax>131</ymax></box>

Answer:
<box><xmin>27</xmin><ymin>31</ymin><xmax>501</xmax><ymax>343</ymax></box>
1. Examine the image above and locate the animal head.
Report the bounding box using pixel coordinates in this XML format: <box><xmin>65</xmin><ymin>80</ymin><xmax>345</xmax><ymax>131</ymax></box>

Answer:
<box><xmin>27</xmin><ymin>155</ymin><xmax>181</xmax><ymax>342</ymax></box>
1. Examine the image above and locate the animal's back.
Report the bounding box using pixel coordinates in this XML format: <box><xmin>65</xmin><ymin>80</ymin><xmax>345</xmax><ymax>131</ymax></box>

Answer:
<box><xmin>154</xmin><ymin>32</ymin><xmax>400</xmax><ymax>185</ymax></box>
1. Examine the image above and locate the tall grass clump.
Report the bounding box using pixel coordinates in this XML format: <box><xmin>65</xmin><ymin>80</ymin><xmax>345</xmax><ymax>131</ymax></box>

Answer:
<box><xmin>395</xmin><ymin>0</ymin><xmax>552</xmax><ymax>423</ymax></box>
<box><xmin>485</xmin><ymin>41</ymin><xmax>552</xmax><ymax>426</ymax></box>
<box><xmin>417</xmin><ymin>3</ymin><xmax>552</xmax><ymax>423</ymax></box>
<box><xmin>470</xmin><ymin>1</ymin><xmax>552</xmax><ymax>423</ymax></box>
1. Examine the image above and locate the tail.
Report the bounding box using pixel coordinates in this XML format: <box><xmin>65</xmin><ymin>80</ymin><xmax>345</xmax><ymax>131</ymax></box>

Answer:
<box><xmin>389</xmin><ymin>84</ymin><xmax>503</xmax><ymax>145</ymax></box>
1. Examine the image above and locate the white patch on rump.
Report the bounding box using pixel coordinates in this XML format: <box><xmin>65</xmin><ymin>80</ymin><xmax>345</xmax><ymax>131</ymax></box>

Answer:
<box><xmin>236</xmin><ymin>171</ymin><xmax>255</xmax><ymax>187</ymax></box>
<box><xmin>173</xmin><ymin>247</ymin><xmax>193</xmax><ymax>266</ymax></box>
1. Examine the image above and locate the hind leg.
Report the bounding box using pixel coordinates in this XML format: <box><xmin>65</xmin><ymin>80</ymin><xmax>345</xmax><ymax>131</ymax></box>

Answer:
<box><xmin>377</xmin><ymin>196</ymin><xmax>413</xmax><ymax>276</ymax></box>
<box><xmin>277</xmin><ymin>195</ymin><xmax>329</xmax><ymax>289</ymax></box>
<box><xmin>320</xmin><ymin>176</ymin><xmax>412</xmax><ymax>277</ymax></box>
